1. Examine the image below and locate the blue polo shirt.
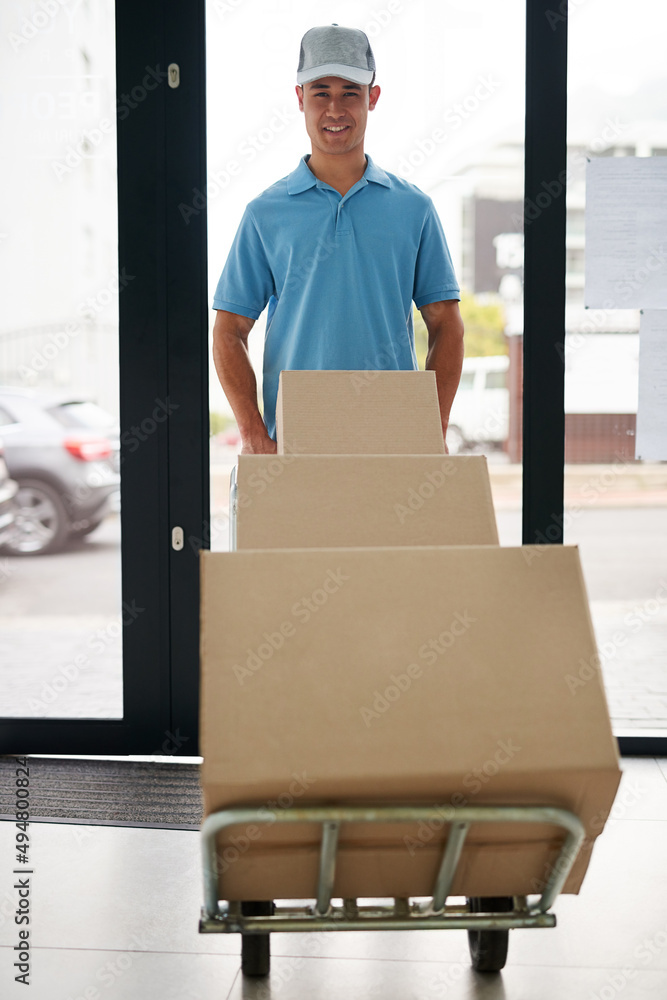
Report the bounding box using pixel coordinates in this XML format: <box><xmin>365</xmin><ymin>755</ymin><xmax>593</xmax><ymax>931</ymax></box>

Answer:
<box><xmin>213</xmin><ymin>154</ymin><xmax>460</xmax><ymax>438</ymax></box>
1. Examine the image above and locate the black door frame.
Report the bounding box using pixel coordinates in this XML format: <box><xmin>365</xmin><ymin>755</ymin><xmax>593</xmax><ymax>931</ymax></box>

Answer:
<box><xmin>1</xmin><ymin>1</ymin><xmax>661</xmax><ymax>757</ymax></box>
<box><xmin>0</xmin><ymin>0</ymin><xmax>208</xmax><ymax>755</ymax></box>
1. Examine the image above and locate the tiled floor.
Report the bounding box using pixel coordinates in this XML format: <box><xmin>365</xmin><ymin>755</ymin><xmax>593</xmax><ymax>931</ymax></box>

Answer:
<box><xmin>1</xmin><ymin>757</ymin><xmax>667</xmax><ymax>999</ymax></box>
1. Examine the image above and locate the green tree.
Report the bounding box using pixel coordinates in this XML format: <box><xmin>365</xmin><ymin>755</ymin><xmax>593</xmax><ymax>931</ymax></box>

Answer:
<box><xmin>413</xmin><ymin>291</ymin><xmax>507</xmax><ymax>368</ymax></box>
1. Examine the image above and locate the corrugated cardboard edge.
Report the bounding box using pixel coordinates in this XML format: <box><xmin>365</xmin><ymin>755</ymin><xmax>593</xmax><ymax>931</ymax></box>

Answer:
<box><xmin>477</xmin><ymin>455</ymin><xmax>499</xmax><ymax>544</ymax></box>
<box><xmin>571</xmin><ymin>544</ymin><xmax>622</xmax><ymax>770</ymax></box>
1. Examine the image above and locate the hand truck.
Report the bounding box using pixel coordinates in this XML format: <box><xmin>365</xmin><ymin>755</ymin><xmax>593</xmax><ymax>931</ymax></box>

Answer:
<box><xmin>199</xmin><ymin>802</ymin><xmax>585</xmax><ymax>976</ymax></box>
<box><xmin>198</xmin><ymin>467</ymin><xmax>587</xmax><ymax>976</ymax></box>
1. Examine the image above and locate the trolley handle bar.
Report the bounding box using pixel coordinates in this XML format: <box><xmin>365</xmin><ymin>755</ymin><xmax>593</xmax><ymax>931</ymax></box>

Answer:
<box><xmin>201</xmin><ymin>803</ymin><xmax>586</xmax><ymax>921</ymax></box>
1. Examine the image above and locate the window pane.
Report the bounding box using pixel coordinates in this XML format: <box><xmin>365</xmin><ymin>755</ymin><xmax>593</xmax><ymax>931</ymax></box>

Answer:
<box><xmin>205</xmin><ymin>0</ymin><xmax>525</xmax><ymax>544</ymax></box>
<box><xmin>565</xmin><ymin>0</ymin><xmax>667</xmax><ymax>735</ymax></box>
<box><xmin>0</xmin><ymin>3</ymin><xmax>122</xmax><ymax>719</ymax></box>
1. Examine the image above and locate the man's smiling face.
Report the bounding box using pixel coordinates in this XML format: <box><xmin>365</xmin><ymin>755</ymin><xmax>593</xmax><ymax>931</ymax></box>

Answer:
<box><xmin>296</xmin><ymin>76</ymin><xmax>380</xmax><ymax>157</ymax></box>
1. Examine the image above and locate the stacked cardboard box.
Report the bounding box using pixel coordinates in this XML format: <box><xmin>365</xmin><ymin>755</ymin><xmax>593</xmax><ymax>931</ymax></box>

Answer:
<box><xmin>200</xmin><ymin>371</ymin><xmax>621</xmax><ymax>901</ymax></box>
<box><xmin>234</xmin><ymin>454</ymin><xmax>499</xmax><ymax>549</ymax></box>
<box><xmin>276</xmin><ymin>370</ymin><xmax>446</xmax><ymax>455</ymax></box>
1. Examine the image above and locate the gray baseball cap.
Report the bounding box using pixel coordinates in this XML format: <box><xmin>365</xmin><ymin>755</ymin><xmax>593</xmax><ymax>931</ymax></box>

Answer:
<box><xmin>297</xmin><ymin>25</ymin><xmax>376</xmax><ymax>86</ymax></box>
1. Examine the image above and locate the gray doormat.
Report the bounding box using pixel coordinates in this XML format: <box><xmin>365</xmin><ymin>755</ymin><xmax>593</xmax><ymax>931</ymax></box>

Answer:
<box><xmin>0</xmin><ymin>756</ymin><xmax>203</xmax><ymax>830</ymax></box>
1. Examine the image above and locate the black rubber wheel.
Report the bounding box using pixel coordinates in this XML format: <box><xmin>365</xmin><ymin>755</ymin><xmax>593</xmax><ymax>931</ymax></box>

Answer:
<box><xmin>241</xmin><ymin>900</ymin><xmax>274</xmax><ymax>977</ymax></box>
<box><xmin>68</xmin><ymin>518</ymin><xmax>104</xmax><ymax>539</ymax></box>
<box><xmin>466</xmin><ymin>896</ymin><xmax>513</xmax><ymax>972</ymax></box>
<box><xmin>2</xmin><ymin>479</ymin><xmax>70</xmax><ymax>555</ymax></box>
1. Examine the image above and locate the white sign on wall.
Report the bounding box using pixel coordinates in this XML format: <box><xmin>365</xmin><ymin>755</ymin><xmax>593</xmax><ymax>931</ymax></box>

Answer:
<box><xmin>585</xmin><ymin>157</ymin><xmax>667</xmax><ymax>309</ymax></box>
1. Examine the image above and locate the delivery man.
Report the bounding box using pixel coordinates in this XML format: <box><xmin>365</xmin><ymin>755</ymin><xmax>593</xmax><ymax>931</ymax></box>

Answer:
<box><xmin>212</xmin><ymin>24</ymin><xmax>464</xmax><ymax>455</ymax></box>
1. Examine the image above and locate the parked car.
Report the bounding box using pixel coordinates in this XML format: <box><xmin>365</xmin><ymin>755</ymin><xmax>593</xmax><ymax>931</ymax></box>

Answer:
<box><xmin>446</xmin><ymin>355</ymin><xmax>510</xmax><ymax>454</ymax></box>
<box><xmin>0</xmin><ymin>388</ymin><xmax>120</xmax><ymax>555</ymax></box>
<box><xmin>0</xmin><ymin>437</ymin><xmax>19</xmax><ymax>549</ymax></box>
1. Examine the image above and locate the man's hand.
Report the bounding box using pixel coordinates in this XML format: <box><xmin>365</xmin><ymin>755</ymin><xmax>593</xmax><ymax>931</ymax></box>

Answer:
<box><xmin>241</xmin><ymin>433</ymin><xmax>277</xmax><ymax>455</ymax></box>
<box><xmin>420</xmin><ymin>299</ymin><xmax>465</xmax><ymax>450</ymax></box>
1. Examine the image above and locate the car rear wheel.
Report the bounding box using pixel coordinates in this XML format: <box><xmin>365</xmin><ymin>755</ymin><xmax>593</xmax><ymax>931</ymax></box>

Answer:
<box><xmin>2</xmin><ymin>479</ymin><xmax>70</xmax><ymax>555</ymax></box>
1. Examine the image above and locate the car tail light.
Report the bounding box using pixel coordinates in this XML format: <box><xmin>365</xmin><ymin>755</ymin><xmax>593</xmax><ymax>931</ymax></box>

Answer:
<box><xmin>63</xmin><ymin>436</ymin><xmax>112</xmax><ymax>461</ymax></box>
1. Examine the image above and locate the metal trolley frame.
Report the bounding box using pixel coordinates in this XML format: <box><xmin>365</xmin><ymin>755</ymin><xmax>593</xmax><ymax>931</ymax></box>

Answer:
<box><xmin>199</xmin><ymin>468</ymin><xmax>588</xmax><ymax>975</ymax></box>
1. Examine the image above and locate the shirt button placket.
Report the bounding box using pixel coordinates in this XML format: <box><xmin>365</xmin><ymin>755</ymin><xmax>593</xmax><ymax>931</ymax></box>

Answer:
<box><xmin>336</xmin><ymin>200</ymin><xmax>350</xmax><ymax>236</ymax></box>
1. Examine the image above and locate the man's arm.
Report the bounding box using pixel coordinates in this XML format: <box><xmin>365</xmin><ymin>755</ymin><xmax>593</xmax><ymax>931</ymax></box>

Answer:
<box><xmin>212</xmin><ymin>309</ymin><xmax>277</xmax><ymax>455</ymax></box>
<box><xmin>420</xmin><ymin>299</ymin><xmax>465</xmax><ymax>451</ymax></box>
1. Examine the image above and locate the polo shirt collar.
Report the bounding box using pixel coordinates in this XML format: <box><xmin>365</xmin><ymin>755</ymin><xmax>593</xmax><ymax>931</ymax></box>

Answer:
<box><xmin>286</xmin><ymin>154</ymin><xmax>391</xmax><ymax>195</ymax></box>
<box><xmin>364</xmin><ymin>155</ymin><xmax>391</xmax><ymax>188</ymax></box>
<box><xmin>286</xmin><ymin>157</ymin><xmax>317</xmax><ymax>195</ymax></box>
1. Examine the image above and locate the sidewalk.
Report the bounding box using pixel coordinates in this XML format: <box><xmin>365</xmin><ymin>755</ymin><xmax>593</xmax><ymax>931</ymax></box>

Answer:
<box><xmin>0</xmin><ymin>615</ymin><xmax>123</xmax><ymax>719</ymax></box>
<box><xmin>488</xmin><ymin>462</ymin><xmax>667</xmax><ymax>511</ymax></box>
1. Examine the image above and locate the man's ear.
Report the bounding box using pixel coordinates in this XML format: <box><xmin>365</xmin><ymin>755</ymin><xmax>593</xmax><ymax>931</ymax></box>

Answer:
<box><xmin>295</xmin><ymin>84</ymin><xmax>304</xmax><ymax>111</ymax></box>
<box><xmin>369</xmin><ymin>84</ymin><xmax>381</xmax><ymax>111</ymax></box>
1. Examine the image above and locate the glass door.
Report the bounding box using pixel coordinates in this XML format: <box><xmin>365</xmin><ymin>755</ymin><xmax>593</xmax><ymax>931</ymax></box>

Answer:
<box><xmin>0</xmin><ymin>0</ymin><xmax>209</xmax><ymax>753</ymax></box>
<box><xmin>0</xmin><ymin>4</ymin><xmax>123</xmax><ymax>722</ymax></box>
<box><xmin>563</xmin><ymin>0</ymin><xmax>667</xmax><ymax>746</ymax></box>
<box><xmin>205</xmin><ymin>0</ymin><xmax>527</xmax><ymax>544</ymax></box>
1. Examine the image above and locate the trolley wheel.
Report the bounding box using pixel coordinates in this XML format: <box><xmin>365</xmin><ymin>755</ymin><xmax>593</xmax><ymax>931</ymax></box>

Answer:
<box><xmin>241</xmin><ymin>900</ymin><xmax>274</xmax><ymax>977</ymax></box>
<box><xmin>466</xmin><ymin>896</ymin><xmax>513</xmax><ymax>972</ymax></box>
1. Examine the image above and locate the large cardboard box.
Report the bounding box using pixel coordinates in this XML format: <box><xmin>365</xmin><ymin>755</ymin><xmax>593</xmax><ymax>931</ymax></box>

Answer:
<box><xmin>275</xmin><ymin>370</ymin><xmax>445</xmax><ymax>455</ymax></box>
<box><xmin>199</xmin><ymin>546</ymin><xmax>621</xmax><ymax>901</ymax></box>
<box><xmin>235</xmin><ymin>455</ymin><xmax>499</xmax><ymax>549</ymax></box>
